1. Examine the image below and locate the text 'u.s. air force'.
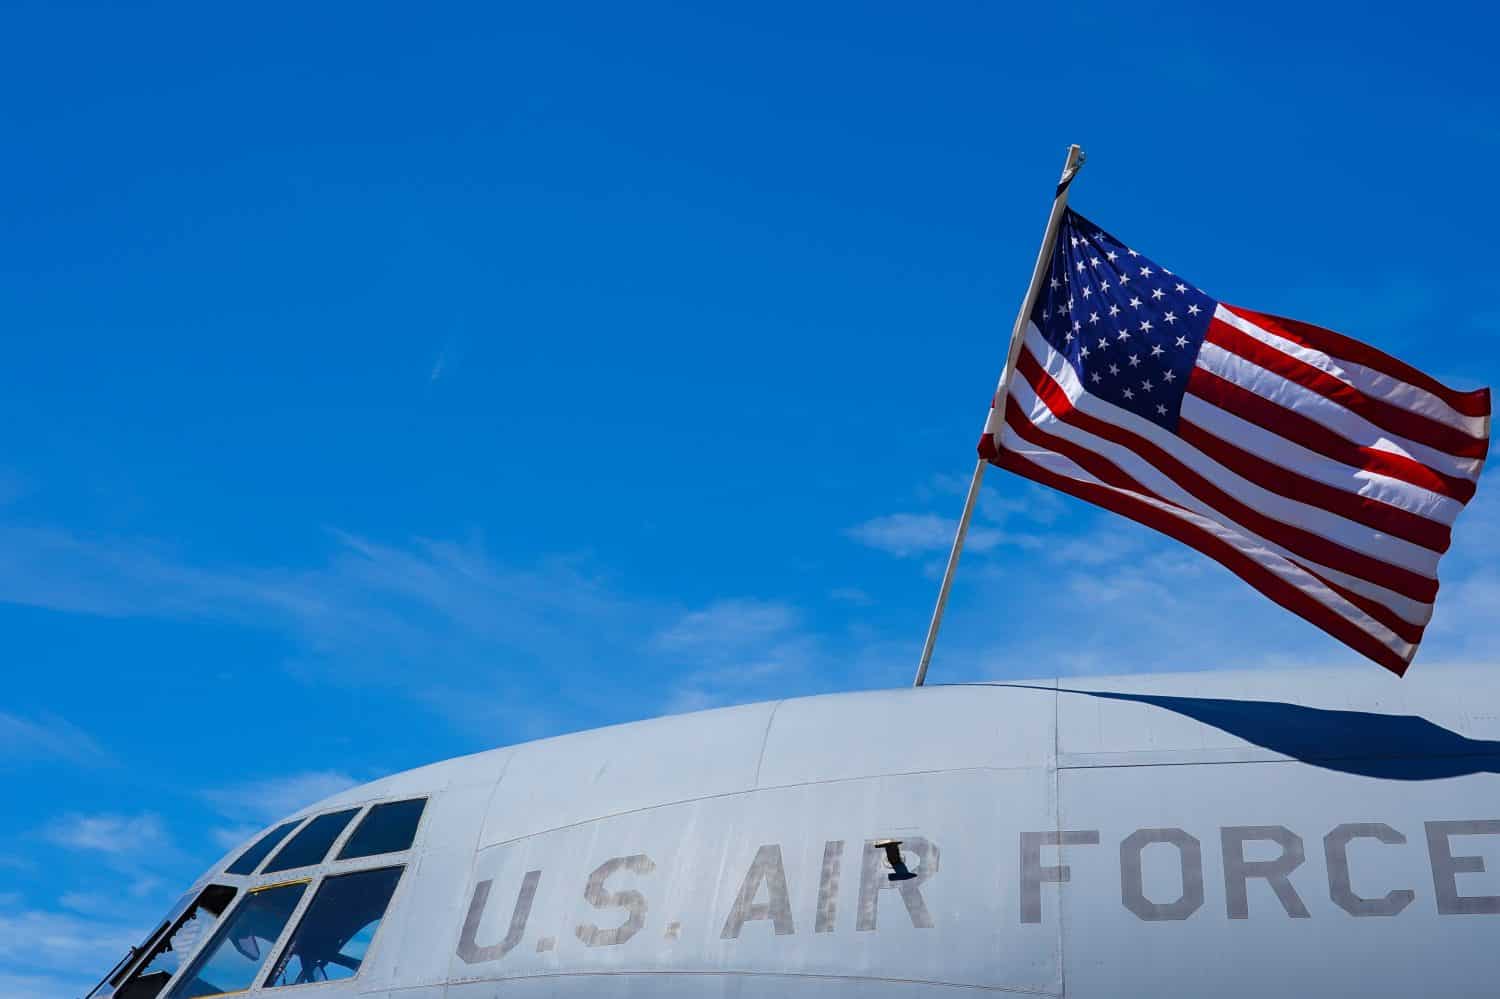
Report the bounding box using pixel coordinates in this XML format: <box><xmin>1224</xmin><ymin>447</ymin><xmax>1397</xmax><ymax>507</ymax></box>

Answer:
<box><xmin>456</xmin><ymin>819</ymin><xmax>1500</xmax><ymax>964</ymax></box>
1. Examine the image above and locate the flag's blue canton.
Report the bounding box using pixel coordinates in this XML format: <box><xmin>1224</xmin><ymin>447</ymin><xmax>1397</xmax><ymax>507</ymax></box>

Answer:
<box><xmin>1031</xmin><ymin>209</ymin><xmax>1217</xmax><ymax>432</ymax></box>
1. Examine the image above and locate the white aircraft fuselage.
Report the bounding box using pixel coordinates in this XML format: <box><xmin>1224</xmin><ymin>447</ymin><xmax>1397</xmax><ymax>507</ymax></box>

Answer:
<box><xmin>91</xmin><ymin>665</ymin><xmax>1500</xmax><ymax>998</ymax></box>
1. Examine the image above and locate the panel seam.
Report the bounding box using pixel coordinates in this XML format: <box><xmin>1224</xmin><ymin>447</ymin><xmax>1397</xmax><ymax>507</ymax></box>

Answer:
<box><xmin>752</xmin><ymin>698</ymin><xmax>786</xmax><ymax>788</ymax></box>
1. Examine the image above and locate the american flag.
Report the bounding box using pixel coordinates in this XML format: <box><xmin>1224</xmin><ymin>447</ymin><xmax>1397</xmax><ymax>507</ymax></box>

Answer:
<box><xmin>979</xmin><ymin>209</ymin><xmax>1491</xmax><ymax>675</ymax></box>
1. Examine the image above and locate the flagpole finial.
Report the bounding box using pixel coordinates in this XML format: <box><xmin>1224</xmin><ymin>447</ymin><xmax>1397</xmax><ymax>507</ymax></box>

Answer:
<box><xmin>1057</xmin><ymin>145</ymin><xmax>1086</xmax><ymax>196</ymax></box>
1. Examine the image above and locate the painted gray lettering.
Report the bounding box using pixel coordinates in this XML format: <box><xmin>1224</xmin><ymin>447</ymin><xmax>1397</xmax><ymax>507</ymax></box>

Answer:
<box><xmin>1324</xmin><ymin>823</ymin><xmax>1413</xmax><ymax>917</ymax></box>
<box><xmin>456</xmin><ymin>871</ymin><xmax>541</xmax><ymax>964</ymax></box>
<box><xmin>1426</xmin><ymin>820</ymin><xmax>1500</xmax><ymax>915</ymax></box>
<box><xmin>858</xmin><ymin>837</ymin><xmax>940</xmax><ymax>931</ymax></box>
<box><xmin>1222</xmin><ymin>826</ymin><xmax>1310</xmax><ymax>919</ymax></box>
<box><xmin>1020</xmin><ymin>830</ymin><xmax>1099</xmax><ymax>924</ymax></box>
<box><xmin>1120</xmin><ymin>828</ymin><xmax>1203</xmax><ymax>921</ymax></box>
<box><xmin>722</xmin><ymin>843</ymin><xmax>796</xmax><ymax>938</ymax></box>
<box><xmin>576</xmin><ymin>854</ymin><xmax>655</xmax><ymax>946</ymax></box>
<box><xmin>815</xmin><ymin>839</ymin><xmax>844</xmax><ymax>933</ymax></box>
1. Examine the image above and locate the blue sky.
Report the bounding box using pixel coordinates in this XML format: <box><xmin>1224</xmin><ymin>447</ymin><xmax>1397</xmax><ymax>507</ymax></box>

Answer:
<box><xmin>2</xmin><ymin>1</ymin><xmax>1497</xmax><ymax>994</ymax></box>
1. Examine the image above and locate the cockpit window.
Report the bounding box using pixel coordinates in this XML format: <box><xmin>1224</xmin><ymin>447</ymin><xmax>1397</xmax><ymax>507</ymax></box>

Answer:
<box><xmin>263</xmin><ymin>809</ymin><xmax>359</xmax><ymax>874</ymax></box>
<box><xmin>115</xmin><ymin>885</ymin><xmax>236</xmax><ymax>999</ymax></box>
<box><xmin>226</xmin><ymin>820</ymin><xmax>302</xmax><ymax>876</ymax></box>
<box><xmin>337</xmin><ymin>798</ymin><xmax>426</xmax><ymax>859</ymax></box>
<box><xmin>265</xmin><ymin>866</ymin><xmax>404</xmax><ymax>987</ymax></box>
<box><xmin>168</xmin><ymin>880</ymin><xmax>308</xmax><ymax>999</ymax></box>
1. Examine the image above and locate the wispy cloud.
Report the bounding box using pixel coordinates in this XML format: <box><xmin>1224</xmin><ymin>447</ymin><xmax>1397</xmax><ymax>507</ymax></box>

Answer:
<box><xmin>0</xmin><ymin>969</ymin><xmax>106</xmax><ymax>999</ymax></box>
<box><xmin>846</xmin><ymin>512</ymin><xmax>1017</xmax><ymax>558</ymax></box>
<box><xmin>653</xmin><ymin>599</ymin><xmax>820</xmax><ymax>714</ymax></box>
<box><xmin>848</xmin><ymin>510</ymin><xmax>1058</xmax><ymax>559</ymax></box>
<box><xmin>654</xmin><ymin>598</ymin><xmax>800</xmax><ymax>653</ymax></box>
<box><xmin>0</xmin><ymin>524</ymin><xmax>313</xmax><ymax>621</ymax></box>
<box><xmin>0</xmin><ymin>711</ymin><xmax>109</xmax><ymax>769</ymax></box>
<box><xmin>0</xmin><ymin>524</ymin><xmax>660</xmax><ymax>741</ymax></box>
<box><xmin>0</xmin><ymin>516</ymin><xmax>869</xmax><ymax>748</ymax></box>
<box><xmin>59</xmin><ymin>878</ymin><xmax>163</xmax><ymax>919</ymax></box>
<box><xmin>854</xmin><ymin>467</ymin><xmax>1500</xmax><ymax>680</ymax></box>
<box><xmin>43</xmin><ymin>813</ymin><xmax>171</xmax><ymax>856</ymax></box>
<box><xmin>846</xmin><ymin>479</ymin><xmax>1068</xmax><ymax>560</ymax></box>
<box><xmin>1410</xmin><ymin>476</ymin><xmax>1500</xmax><ymax>666</ymax></box>
<box><xmin>829</xmin><ymin>586</ymin><xmax>873</xmax><ymax>606</ymax></box>
<box><xmin>429</xmin><ymin>336</ymin><xmax>462</xmax><ymax>385</ymax></box>
<box><xmin>201</xmin><ymin>770</ymin><xmax>359</xmax><ymax>825</ymax></box>
<box><xmin>0</xmin><ymin>902</ymin><xmax>144</xmax><ymax>994</ymax></box>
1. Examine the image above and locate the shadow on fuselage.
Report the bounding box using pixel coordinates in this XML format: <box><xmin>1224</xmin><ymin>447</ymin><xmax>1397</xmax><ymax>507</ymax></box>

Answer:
<box><xmin>1000</xmin><ymin>685</ymin><xmax>1500</xmax><ymax>781</ymax></box>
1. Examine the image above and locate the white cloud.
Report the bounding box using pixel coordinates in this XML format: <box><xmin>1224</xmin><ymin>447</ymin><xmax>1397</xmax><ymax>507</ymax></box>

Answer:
<box><xmin>0</xmin><ymin>904</ymin><xmax>142</xmax><ymax>966</ymax></box>
<box><xmin>854</xmin><ymin>462</ymin><xmax>1500</xmax><ymax>681</ymax></box>
<box><xmin>43</xmin><ymin>813</ymin><xmax>170</xmax><ymax>856</ymax></box>
<box><xmin>829</xmin><ymin>586</ymin><xmax>873</xmax><ymax>606</ymax></box>
<box><xmin>0</xmin><ymin>711</ymin><xmax>108</xmax><ymax>769</ymax></box>
<box><xmin>0</xmin><ymin>971</ymin><xmax>98</xmax><ymax>999</ymax></box>
<box><xmin>846</xmin><ymin>511</ymin><xmax>1050</xmax><ymax>559</ymax></box>
<box><xmin>0</xmin><ymin>513</ymin><xmax>886</xmax><ymax>744</ymax></box>
<box><xmin>847</xmin><ymin>512</ymin><xmax>1021</xmax><ymax>558</ymax></box>
<box><xmin>977</xmin><ymin>482</ymin><xmax>1067</xmax><ymax>526</ymax></box>
<box><xmin>429</xmin><ymin>336</ymin><xmax>462</xmax><ymax>384</ymax></box>
<box><xmin>0</xmin><ymin>523</ymin><xmax>669</xmax><ymax>743</ymax></box>
<box><xmin>846</xmin><ymin>512</ymin><xmax>957</xmax><ymax>557</ymax></box>
<box><xmin>0</xmin><ymin>524</ymin><xmax>302</xmax><ymax>620</ymax></box>
<box><xmin>208</xmin><ymin>823</ymin><xmax>261</xmax><ymax>851</ymax></box>
<box><xmin>0</xmin><ymin>905</ymin><xmax>145</xmax><ymax>991</ymax></box>
<box><xmin>58</xmin><ymin>892</ymin><xmax>102</xmax><ymax>913</ymax></box>
<box><xmin>654</xmin><ymin>598</ymin><xmax>800</xmax><ymax>653</ymax></box>
<box><xmin>202</xmin><ymin>770</ymin><xmax>359</xmax><ymax>824</ymax></box>
<box><xmin>1410</xmin><ymin>477</ymin><xmax>1500</xmax><ymax>666</ymax></box>
<box><xmin>654</xmin><ymin>599</ymin><xmax>819</xmax><ymax>715</ymax></box>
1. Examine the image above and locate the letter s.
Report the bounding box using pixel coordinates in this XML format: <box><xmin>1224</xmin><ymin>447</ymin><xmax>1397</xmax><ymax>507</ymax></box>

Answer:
<box><xmin>576</xmin><ymin>854</ymin><xmax>656</xmax><ymax>946</ymax></box>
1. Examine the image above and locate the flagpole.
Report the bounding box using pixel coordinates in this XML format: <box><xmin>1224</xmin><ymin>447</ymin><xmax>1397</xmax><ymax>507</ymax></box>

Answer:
<box><xmin>912</xmin><ymin>143</ymin><xmax>1085</xmax><ymax>688</ymax></box>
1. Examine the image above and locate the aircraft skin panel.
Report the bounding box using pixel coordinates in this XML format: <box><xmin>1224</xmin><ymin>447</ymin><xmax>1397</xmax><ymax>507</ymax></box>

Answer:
<box><xmin>449</xmin><ymin>769</ymin><xmax>1058</xmax><ymax>994</ymax></box>
<box><xmin>1057</xmin><ymin>756</ymin><xmax>1500</xmax><ymax>997</ymax></box>
<box><xmin>755</xmin><ymin>684</ymin><xmax>1055</xmax><ymax>786</ymax></box>
<box><xmin>354</xmin><ymin>780</ymin><xmax>494</xmax><ymax>993</ymax></box>
<box><xmin>115</xmin><ymin>666</ymin><xmax>1500</xmax><ymax>998</ymax></box>
<box><xmin>479</xmin><ymin>700</ymin><xmax>776</xmax><ymax>848</ymax></box>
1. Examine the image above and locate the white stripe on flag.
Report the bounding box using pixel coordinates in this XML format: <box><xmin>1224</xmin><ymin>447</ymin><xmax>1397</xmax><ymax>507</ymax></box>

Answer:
<box><xmin>1195</xmin><ymin>341</ymin><xmax>1484</xmax><ymax>481</ymax></box>
<box><xmin>1177</xmin><ymin>393</ymin><xmax>1464</xmax><ymax>525</ymax></box>
<box><xmin>1214</xmin><ymin>305</ymin><xmax>1489</xmax><ymax>439</ymax></box>
<box><xmin>1018</xmin><ymin>328</ymin><xmax>1437</xmax><ymax>627</ymax></box>
<box><xmin>996</xmin><ymin>421</ymin><xmax>1417</xmax><ymax>661</ymax></box>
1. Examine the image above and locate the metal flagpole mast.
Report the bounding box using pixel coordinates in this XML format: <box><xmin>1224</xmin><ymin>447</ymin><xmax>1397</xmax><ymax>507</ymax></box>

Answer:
<box><xmin>912</xmin><ymin>143</ymin><xmax>1085</xmax><ymax>687</ymax></box>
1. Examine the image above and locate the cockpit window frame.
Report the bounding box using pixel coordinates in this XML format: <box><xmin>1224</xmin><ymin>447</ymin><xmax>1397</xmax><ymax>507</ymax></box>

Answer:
<box><xmin>225</xmin><ymin>820</ymin><xmax>304</xmax><ymax>877</ymax></box>
<box><xmin>336</xmin><ymin>797</ymin><xmax>428</xmax><ymax>861</ymax></box>
<box><xmin>165</xmin><ymin>878</ymin><xmax>312</xmax><ymax>999</ymax></box>
<box><xmin>86</xmin><ymin>884</ymin><xmax>239</xmax><ymax>999</ymax></box>
<box><xmin>261</xmin><ymin>808</ymin><xmax>361</xmax><ymax>875</ymax></box>
<box><xmin>113</xmin><ymin>884</ymin><xmax>238</xmax><ymax>999</ymax></box>
<box><xmin>261</xmin><ymin>864</ymin><xmax>408</xmax><ymax>989</ymax></box>
<box><xmin>137</xmin><ymin>793</ymin><xmax>431</xmax><ymax>998</ymax></box>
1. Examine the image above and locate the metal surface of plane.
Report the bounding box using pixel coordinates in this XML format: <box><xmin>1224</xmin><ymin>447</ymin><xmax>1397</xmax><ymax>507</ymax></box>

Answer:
<box><xmin>88</xmin><ymin>665</ymin><xmax>1500</xmax><ymax>998</ymax></box>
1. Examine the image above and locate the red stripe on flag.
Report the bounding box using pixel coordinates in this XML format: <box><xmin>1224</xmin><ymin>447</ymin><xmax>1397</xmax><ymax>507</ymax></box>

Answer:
<box><xmin>1298</xmin><ymin>564</ymin><xmax>1429</xmax><ymax>646</ymax></box>
<box><xmin>993</xmin><ymin>421</ymin><xmax>1411</xmax><ymax>676</ymax></box>
<box><xmin>1205</xmin><ymin>317</ymin><xmax>1488</xmax><ymax>460</ymax></box>
<box><xmin>977</xmin><ymin>410</ymin><xmax>1000</xmax><ymax>461</ymax></box>
<box><xmin>1222</xmin><ymin>304</ymin><xmax>1493</xmax><ymax>421</ymax></box>
<box><xmin>1016</xmin><ymin>351</ymin><xmax>1440</xmax><ymax>604</ymax></box>
<box><xmin>1187</xmin><ymin>367</ymin><xmax>1477</xmax><ymax>503</ymax></box>
<box><xmin>1174</xmin><ymin>418</ymin><xmax>1452</xmax><ymax>554</ymax></box>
